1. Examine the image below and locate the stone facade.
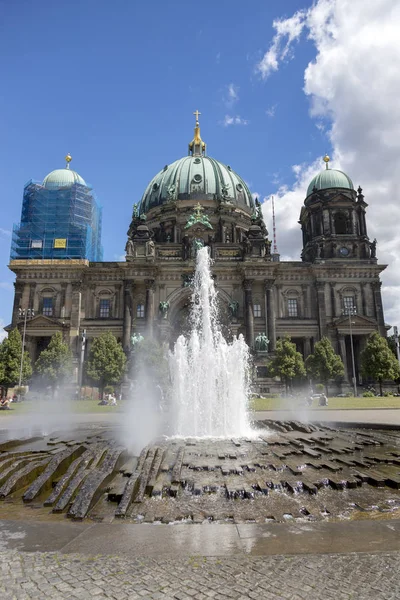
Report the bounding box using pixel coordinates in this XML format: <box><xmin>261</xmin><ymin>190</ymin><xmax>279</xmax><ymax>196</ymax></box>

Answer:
<box><xmin>7</xmin><ymin>132</ymin><xmax>387</xmax><ymax>392</ymax></box>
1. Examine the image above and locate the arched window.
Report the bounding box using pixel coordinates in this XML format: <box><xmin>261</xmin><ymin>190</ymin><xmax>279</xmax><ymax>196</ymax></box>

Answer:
<box><xmin>334</xmin><ymin>212</ymin><xmax>350</xmax><ymax>235</ymax></box>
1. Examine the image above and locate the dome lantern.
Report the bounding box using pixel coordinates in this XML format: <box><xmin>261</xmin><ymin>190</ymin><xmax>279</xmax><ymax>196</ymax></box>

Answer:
<box><xmin>188</xmin><ymin>110</ymin><xmax>206</xmax><ymax>157</ymax></box>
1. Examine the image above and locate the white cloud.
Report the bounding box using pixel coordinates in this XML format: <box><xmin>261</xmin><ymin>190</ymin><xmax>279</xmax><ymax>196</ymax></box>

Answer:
<box><xmin>259</xmin><ymin>0</ymin><xmax>400</xmax><ymax>327</ymax></box>
<box><xmin>256</xmin><ymin>9</ymin><xmax>307</xmax><ymax>79</ymax></box>
<box><xmin>222</xmin><ymin>115</ymin><xmax>249</xmax><ymax>127</ymax></box>
<box><xmin>0</xmin><ymin>228</ymin><xmax>11</xmax><ymax>237</ymax></box>
<box><xmin>223</xmin><ymin>83</ymin><xmax>239</xmax><ymax>109</ymax></box>
<box><xmin>227</xmin><ymin>83</ymin><xmax>238</xmax><ymax>102</ymax></box>
<box><xmin>0</xmin><ymin>319</ymin><xmax>7</xmax><ymax>342</ymax></box>
<box><xmin>266</xmin><ymin>104</ymin><xmax>277</xmax><ymax>118</ymax></box>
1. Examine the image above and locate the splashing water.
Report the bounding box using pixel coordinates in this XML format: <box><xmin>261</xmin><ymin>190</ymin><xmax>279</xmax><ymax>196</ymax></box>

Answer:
<box><xmin>169</xmin><ymin>247</ymin><xmax>252</xmax><ymax>437</ymax></box>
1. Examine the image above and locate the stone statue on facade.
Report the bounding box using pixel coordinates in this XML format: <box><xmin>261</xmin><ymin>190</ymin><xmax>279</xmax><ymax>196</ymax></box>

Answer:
<box><xmin>265</xmin><ymin>239</ymin><xmax>272</xmax><ymax>256</ymax></box>
<box><xmin>166</xmin><ymin>184</ymin><xmax>176</xmax><ymax>202</ymax></box>
<box><xmin>255</xmin><ymin>332</ymin><xmax>269</xmax><ymax>352</ymax></box>
<box><xmin>242</xmin><ymin>235</ymin><xmax>252</xmax><ymax>258</ymax></box>
<box><xmin>159</xmin><ymin>301</ymin><xmax>170</xmax><ymax>319</ymax></box>
<box><xmin>370</xmin><ymin>238</ymin><xmax>377</xmax><ymax>258</ymax></box>
<box><xmin>192</xmin><ymin>238</ymin><xmax>204</xmax><ymax>257</ymax></box>
<box><xmin>146</xmin><ymin>239</ymin><xmax>155</xmax><ymax>257</ymax></box>
<box><xmin>125</xmin><ymin>239</ymin><xmax>134</xmax><ymax>257</ymax></box>
<box><xmin>228</xmin><ymin>300</ymin><xmax>239</xmax><ymax>320</ymax></box>
<box><xmin>131</xmin><ymin>333</ymin><xmax>144</xmax><ymax>347</ymax></box>
<box><xmin>220</xmin><ymin>182</ymin><xmax>231</xmax><ymax>203</ymax></box>
<box><xmin>182</xmin><ymin>234</ymin><xmax>190</xmax><ymax>260</ymax></box>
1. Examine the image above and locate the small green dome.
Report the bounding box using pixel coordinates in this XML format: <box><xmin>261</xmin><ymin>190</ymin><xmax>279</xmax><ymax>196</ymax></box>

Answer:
<box><xmin>307</xmin><ymin>168</ymin><xmax>354</xmax><ymax>197</ymax></box>
<box><xmin>43</xmin><ymin>168</ymin><xmax>86</xmax><ymax>189</ymax></box>
<box><xmin>140</xmin><ymin>155</ymin><xmax>255</xmax><ymax>214</ymax></box>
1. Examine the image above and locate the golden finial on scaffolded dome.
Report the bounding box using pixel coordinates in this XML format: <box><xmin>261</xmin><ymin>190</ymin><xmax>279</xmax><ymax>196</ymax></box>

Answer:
<box><xmin>65</xmin><ymin>153</ymin><xmax>72</xmax><ymax>168</ymax></box>
<box><xmin>323</xmin><ymin>154</ymin><xmax>330</xmax><ymax>169</ymax></box>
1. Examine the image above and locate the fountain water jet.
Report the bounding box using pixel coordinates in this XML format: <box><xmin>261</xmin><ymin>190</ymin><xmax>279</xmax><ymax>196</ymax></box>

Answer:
<box><xmin>169</xmin><ymin>247</ymin><xmax>252</xmax><ymax>437</ymax></box>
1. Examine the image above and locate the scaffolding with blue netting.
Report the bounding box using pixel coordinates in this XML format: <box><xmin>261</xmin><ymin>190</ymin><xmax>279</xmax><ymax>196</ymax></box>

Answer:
<box><xmin>11</xmin><ymin>180</ymin><xmax>103</xmax><ymax>261</ymax></box>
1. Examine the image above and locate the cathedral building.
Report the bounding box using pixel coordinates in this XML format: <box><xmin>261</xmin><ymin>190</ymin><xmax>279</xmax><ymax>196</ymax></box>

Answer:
<box><xmin>8</xmin><ymin>115</ymin><xmax>387</xmax><ymax>390</ymax></box>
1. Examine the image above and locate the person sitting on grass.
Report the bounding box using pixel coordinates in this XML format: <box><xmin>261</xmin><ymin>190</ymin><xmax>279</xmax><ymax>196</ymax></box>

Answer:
<box><xmin>0</xmin><ymin>397</ymin><xmax>10</xmax><ymax>409</ymax></box>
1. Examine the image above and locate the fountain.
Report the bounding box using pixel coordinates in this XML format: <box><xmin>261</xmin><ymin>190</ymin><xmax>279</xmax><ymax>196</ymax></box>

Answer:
<box><xmin>169</xmin><ymin>247</ymin><xmax>252</xmax><ymax>437</ymax></box>
<box><xmin>1</xmin><ymin>252</ymin><xmax>400</xmax><ymax>524</ymax></box>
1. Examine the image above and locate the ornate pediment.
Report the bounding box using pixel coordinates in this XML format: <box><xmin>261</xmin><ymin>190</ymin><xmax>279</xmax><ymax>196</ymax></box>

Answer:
<box><xmin>331</xmin><ymin>314</ymin><xmax>377</xmax><ymax>334</ymax></box>
<box><xmin>25</xmin><ymin>315</ymin><xmax>64</xmax><ymax>329</ymax></box>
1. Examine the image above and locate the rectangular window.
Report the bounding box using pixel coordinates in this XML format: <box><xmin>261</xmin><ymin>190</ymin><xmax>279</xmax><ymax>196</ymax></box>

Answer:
<box><xmin>99</xmin><ymin>298</ymin><xmax>110</xmax><ymax>318</ymax></box>
<box><xmin>343</xmin><ymin>296</ymin><xmax>355</xmax><ymax>312</ymax></box>
<box><xmin>287</xmin><ymin>298</ymin><xmax>298</xmax><ymax>317</ymax></box>
<box><xmin>253</xmin><ymin>304</ymin><xmax>262</xmax><ymax>318</ymax></box>
<box><xmin>137</xmin><ymin>303</ymin><xmax>145</xmax><ymax>318</ymax></box>
<box><xmin>42</xmin><ymin>297</ymin><xmax>53</xmax><ymax>317</ymax></box>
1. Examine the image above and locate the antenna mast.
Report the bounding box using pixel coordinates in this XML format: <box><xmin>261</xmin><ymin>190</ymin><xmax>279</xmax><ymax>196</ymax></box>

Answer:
<box><xmin>272</xmin><ymin>195</ymin><xmax>278</xmax><ymax>254</ymax></box>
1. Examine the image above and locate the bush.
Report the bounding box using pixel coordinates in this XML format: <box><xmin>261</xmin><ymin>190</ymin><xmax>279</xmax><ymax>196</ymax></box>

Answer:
<box><xmin>345</xmin><ymin>391</ymin><xmax>354</xmax><ymax>397</ymax></box>
<box><xmin>382</xmin><ymin>391</ymin><xmax>393</xmax><ymax>397</ymax></box>
<box><xmin>315</xmin><ymin>383</ymin><xmax>324</xmax><ymax>393</ymax></box>
<box><xmin>104</xmin><ymin>385</ymin><xmax>114</xmax><ymax>395</ymax></box>
<box><xmin>363</xmin><ymin>391</ymin><xmax>375</xmax><ymax>397</ymax></box>
<box><xmin>14</xmin><ymin>386</ymin><xmax>27</xmax><ymax>398</ymax></box>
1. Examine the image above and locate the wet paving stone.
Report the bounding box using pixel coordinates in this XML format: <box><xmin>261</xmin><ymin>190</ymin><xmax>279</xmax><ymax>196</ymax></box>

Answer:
<box><xmin>0</xmin><ymin>420</ymin><xmax>399</xmax><ymax>523</ymax></box>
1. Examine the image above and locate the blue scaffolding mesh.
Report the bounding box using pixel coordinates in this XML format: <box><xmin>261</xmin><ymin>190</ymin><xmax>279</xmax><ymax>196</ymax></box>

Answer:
<box><xmin>11</xmin><ymin>180</ymin><xmax>103</xmax><ymax>261</ymax></box>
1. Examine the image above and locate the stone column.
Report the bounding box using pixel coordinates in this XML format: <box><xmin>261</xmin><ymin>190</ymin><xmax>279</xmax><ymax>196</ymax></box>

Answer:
<box><xmin>70</xmin><ymin>281</ymin><xmax>82</xmax><ymax>360</ymax></box>
<box><xmin>11</xmin><ymin>282</ymin><xmax>23</xmax><ymax>327</ymax></box>
<box><xmin>29</xmin><ymin>283</ymin><xmax>36</xmax><ymax>311</ymax></box>
<box><xmin>145</xmin><ymin>279</ymin><xmax>155</xmax><ymax>337</ymax></box>
<box><xmin>243</xmin><ymin>279</ymin><xmax>254</xmax><ymax>348</ymax></box>
<box><xmin>361</xmin><ymin>284</ymin><xmax>367</xmax><ymax>317</ymax></box>
<box><xmin>338</xmin><ymin>334</ymin><xmax>349</xmax><ymax>381</ymax></box>
<box><xmin>302</xmin><ymin>284</ymin><xmax>309</xmax><ymax>319</ymax></box>
<box><xmin>315</xmin><ymin>281</ymin><xmax>327</xmax><ymax>338</ymax></box>
<box><xmin>372</xmin><ymin>281</ymin><xmax>386</xmax><ymax>336</ymax></box>
<box><xmin>60</xmin><ymin>283</ymin><xmax>67</xmax><ymax>319</ymax></box>
<box><xmin>265</xmin><ymin>280</ymin><xmax>276</xmax><ymax>352</ymax></box>
<box><xmin>122</xmin><ymin>281</ymin><xmax>132</xmax><ymax>352</ymax></box>
<box><xmin>330</xmin><ymin>283</ymin><xmax>336</xmax><ymax>319</ymax></box>
<box><xmin>304</xmin><ymin>337</ymin><xmax>311</xmax><ymax>358</ymax></box>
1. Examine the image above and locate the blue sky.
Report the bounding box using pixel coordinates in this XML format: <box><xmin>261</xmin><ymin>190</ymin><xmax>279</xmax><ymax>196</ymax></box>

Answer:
<box><xmin>1</xmin><ymin>0</ymin><xmax>400</xmax><ymax>335</ymax></box>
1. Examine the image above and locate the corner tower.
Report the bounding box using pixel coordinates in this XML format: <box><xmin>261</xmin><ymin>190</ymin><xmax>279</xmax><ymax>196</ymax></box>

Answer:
<box><xmin>299</xmin><ymin>156</ymin><xmax>373</xmax><ymax>263</ymax></box>
<box><xmin>11</xmin><ymin>154</ymin><xmax>103</xmax><ymax>262</ymax></box>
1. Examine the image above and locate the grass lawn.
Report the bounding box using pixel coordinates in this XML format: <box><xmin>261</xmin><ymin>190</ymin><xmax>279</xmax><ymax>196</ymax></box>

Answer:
<box><xmin>0</xmin><ymin>399</ymin><xmax>124</xmax><ymax>415</ymax></box>
<box><xmin>2</xmin><ymin>396</ymin><xmax>400</xmax><ymax>417</ymax></box>
<box><xmin>250</xmin><ymin>396</ymin><xmax>400</xmax><ymax>411</ymax></box>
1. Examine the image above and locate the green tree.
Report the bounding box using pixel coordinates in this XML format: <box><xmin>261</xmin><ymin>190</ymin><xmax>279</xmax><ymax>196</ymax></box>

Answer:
<box><xmin>268</xmin><ymin>337</ymin><xmax>306</xmax><ymax>394</ymax></box>
<box><xmin>305</xmin><ymin>336</ymin><xmax>344</xmax><ymax>395</ymax></box>
<box><xmin>0</xmin><ymin>328</ymin><xmax>32</xmax><ymax>395</ymax></box>
<box><xmin>130</xmin><ymin>337</ymin><xmax>169</xmax><ymax>389</ymax></box>
<box><xmin>86</xmin><ymin>332</ymin><xmax>126</xmax><ymax>399</ymax></box>
<box><xmin>35</xmin><ymin>331</ymin><xmax>72</xmax><ymax>394</ymax></box>
<box><xmin>361</xmin><ymin>332</ymin><xmax>400</xmax><ymax>395</ymax></box>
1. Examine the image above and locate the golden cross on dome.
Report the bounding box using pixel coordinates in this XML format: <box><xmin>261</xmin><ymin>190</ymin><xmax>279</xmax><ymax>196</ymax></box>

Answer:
<box><xmin>193</xmin><ymin>109</ymin><xmax>201</xmax><ymax>123</ymax></box>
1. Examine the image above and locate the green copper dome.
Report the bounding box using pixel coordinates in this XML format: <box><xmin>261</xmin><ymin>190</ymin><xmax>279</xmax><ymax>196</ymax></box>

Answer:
<box><xmin>140</xmin><ymin>115</ymin><xmax>255</xmax><ymax>214</ymax></box>
<box><xmin>43</xmin><ymin>168</ymin><xmax>86</xmax><ymax>189</ymax></box>
<box><xmin>307</xmin><ymin>167</ymin><xmax>354</xmax><ymax>197</ymax></box>
<box><xmin>140</xmin><ymin>155</ymin><xmax>255</xmax><ymax>214</ymax></box>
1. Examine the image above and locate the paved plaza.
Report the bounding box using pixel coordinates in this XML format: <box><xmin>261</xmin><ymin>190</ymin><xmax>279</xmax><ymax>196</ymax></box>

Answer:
<box><xmin>0</xmin><ymin>410</ymin><xmax>399</xmax><ymax>598</ymax></box>
<box><xmin>0</xmin><ymin>547</ymin><xmax>399</xmax><ymax>600</ymax></box>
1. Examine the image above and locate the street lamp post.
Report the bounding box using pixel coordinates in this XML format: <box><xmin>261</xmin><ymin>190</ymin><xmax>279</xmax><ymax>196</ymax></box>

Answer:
<box><xmin>393</xmin><ymin>326</ymin><xmax>400</xmax><ymax>369</ymax></box>
<box><xmin>343</xmin><ymin>306</ymin><xmax>357</xmax><ymax>397</ymax></box>
<box><xmin>18</xmin><ymin>307</ymin><xmax>34</xmax><ymax>388</ymax></box>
